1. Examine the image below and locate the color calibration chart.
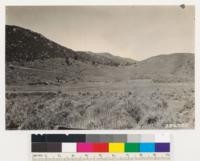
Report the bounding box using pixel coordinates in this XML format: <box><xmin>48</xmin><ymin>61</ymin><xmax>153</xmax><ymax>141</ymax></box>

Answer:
<box><xmin>32</xmin><ymin>134</ymin><xmax>171</xmax><ymax>161</ymax></box>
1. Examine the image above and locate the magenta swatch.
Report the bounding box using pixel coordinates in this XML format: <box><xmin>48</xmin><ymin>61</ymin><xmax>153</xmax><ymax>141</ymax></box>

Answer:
<box><xmin>77</xmin><ymin>143</ymin><xmax>93</xmax><ymax>152</ymax></box>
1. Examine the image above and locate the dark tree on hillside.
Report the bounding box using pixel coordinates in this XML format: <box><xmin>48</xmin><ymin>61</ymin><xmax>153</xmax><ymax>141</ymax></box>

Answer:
<box><xmin>65</xmin><ymin>57</ymin><xmax>70</xmax><ymax>65</ymax></box>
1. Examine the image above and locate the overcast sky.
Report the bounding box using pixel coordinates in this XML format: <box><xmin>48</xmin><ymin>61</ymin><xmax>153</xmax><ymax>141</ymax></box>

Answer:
<box><xmin>6</xmin><ymin>6</ymin><xmax>195</xmax><ymax>60</ymax></box>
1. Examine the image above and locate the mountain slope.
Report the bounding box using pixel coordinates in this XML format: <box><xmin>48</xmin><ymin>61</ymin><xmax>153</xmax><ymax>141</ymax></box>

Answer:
<box><xmin>6</xmin><ymin>25</ymin><xmax>135</xmax><ymax>66</ymax></box>
<box><xmin>6</xmin><ymin>25</ymin><xmax>74</xmax><ymax>62</ymax></box>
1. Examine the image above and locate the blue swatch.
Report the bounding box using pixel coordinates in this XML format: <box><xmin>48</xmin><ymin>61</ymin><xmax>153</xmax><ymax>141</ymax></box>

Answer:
<box><xmin>140</xmin><ymin>143</ymin><xmax>155</xmax><ymax>152</ymax></box>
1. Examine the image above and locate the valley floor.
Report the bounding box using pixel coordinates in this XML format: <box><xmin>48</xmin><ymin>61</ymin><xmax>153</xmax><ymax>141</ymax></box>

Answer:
<box><xmin>6</xmin><ymin>81</ymin><xmax>194</xmax><ymax>129</ymax></box>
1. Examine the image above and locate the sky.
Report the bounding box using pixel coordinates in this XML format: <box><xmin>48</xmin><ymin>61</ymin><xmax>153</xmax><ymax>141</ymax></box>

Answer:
<box><xmin>6</xmin><ymin>6</ymin><xmax>195</xmax><ymax>60</ymax></box>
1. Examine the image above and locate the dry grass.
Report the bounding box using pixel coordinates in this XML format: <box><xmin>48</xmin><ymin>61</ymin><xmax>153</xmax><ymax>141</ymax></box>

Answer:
<box><xmin>6</xmin><ymin>82</ymin><xmax>194</xmax><ymax>130</ymax></box>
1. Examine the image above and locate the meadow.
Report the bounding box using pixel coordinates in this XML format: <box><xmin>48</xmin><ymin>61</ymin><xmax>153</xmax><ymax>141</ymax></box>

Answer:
<box><xmin>6</xmin><ymin>81</ymin><xmax>194</xmax><ymax>129</ymax></box>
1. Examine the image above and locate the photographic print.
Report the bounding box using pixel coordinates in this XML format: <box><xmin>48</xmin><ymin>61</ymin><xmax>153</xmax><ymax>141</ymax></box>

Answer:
<box><xmin>5</xmin><ymin>6</ymin><xmax>195</xmax><ymax>130</ymax></box>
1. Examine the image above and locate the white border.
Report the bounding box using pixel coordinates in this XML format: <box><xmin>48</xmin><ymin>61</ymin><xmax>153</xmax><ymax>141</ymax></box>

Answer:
<box><xmin>0</xmin><ymin>1</ymin><xmax>200</xmax><ymax>161</ymax></box>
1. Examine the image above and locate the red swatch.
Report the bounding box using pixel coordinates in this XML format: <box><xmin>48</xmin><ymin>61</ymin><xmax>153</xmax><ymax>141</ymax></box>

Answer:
<box><xmin>93</xmin><ymin>143</ymin><xmax>108</xmax><ymax>152</ymax></box>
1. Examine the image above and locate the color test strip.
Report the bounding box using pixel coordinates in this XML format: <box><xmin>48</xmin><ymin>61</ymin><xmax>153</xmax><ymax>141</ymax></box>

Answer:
<box><xmin>32</xmin><ymin>134</ymin><xmax>170</xmax><ymax>153</ymax></box>
<box><xmin>32</xmin><ymin>134</ymin><xmax>170</xmax><ymax>143</ymax></box>
<box><xmin>32</xmin><ymin>142</ymin><xmax>170</xmax><ymax>153</ymax></box>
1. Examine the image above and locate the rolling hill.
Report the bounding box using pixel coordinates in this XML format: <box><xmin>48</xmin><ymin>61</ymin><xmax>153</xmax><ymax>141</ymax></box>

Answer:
<box><xmin>6</xmin><ymin>25</ymin><xmax>194</xmax><ymax>85</ymax></box>
<box><xmin>130</xmin><ymin>53</ymin><xmax>194</xmax><ymax>82</ymax></box>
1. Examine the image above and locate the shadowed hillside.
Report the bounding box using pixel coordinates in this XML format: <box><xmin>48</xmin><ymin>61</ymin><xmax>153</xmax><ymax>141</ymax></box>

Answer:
<box><xmin>6</xmin><ymin>25</ymin><xmax>135</xmax><ymax>66</ymax></box>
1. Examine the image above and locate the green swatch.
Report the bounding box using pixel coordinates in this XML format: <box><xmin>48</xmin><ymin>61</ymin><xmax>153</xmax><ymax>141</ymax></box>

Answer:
<box><xmin>125</xmin><ymin>143</ymin><xmax>140</xmax><ymax>152</ymax></box>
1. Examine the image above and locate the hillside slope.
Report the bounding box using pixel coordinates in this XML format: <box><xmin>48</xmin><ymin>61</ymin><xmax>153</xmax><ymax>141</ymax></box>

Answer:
<box><xmin>140</xmin><ymin>53</ymin><xmax>194</xmax><ymax>76</ymax></box>
<box><xmin>126</xmin><ymin>53</ymin><xmax>194</xmax><ymax>82</ymax></box>
<box><xmin>6</xmin><ymin>25</ymin><xmax>135</xmax><ymax>66</ymax></box>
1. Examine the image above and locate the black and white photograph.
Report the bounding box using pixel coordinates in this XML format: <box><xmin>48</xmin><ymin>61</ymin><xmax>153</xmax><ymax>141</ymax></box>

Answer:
<box><xmin>5</xmin><ymin>6</ymin><xmax>195</xmax><ymax>130</ymax></box>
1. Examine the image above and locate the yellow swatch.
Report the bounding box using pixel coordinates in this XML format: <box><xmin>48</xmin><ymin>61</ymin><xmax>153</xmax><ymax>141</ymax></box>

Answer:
<box><xmin>109</xmin><ymin>143</ymin><xmax>124</xmax><ymax>153</ymax></box>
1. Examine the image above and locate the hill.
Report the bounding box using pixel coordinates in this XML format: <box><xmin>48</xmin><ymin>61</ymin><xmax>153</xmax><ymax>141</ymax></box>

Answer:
<box><xmin>134</xmin><ymin>53</ymin><xmax>194</xmax><ymax>82</ymax></box>
<box><xmin>140</xmin><ymin>53</ymin><xmax>194</xmax><ymax>75</ymax></box>
<box><xmin>6</xmin><ymin>25</ymin><xmax>135</xmax><ymax>66</ymax></box>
